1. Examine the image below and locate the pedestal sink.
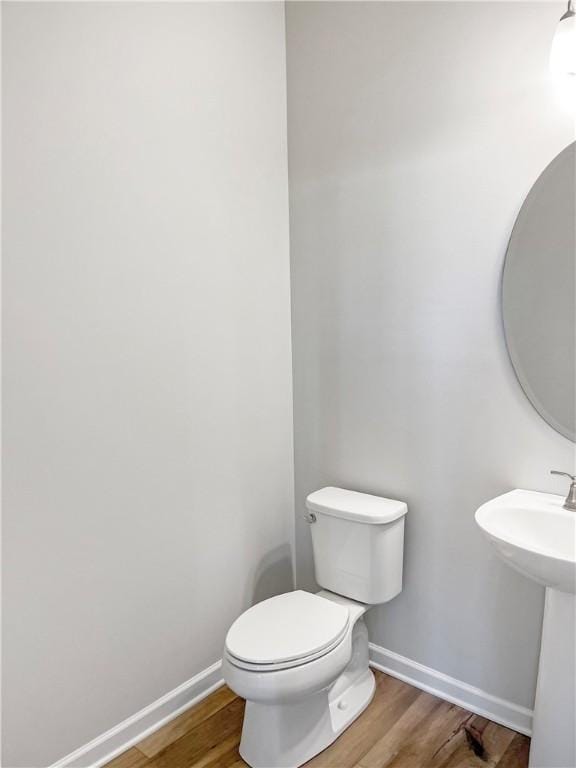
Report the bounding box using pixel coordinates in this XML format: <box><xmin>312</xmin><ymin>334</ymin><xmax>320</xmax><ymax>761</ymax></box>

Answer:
<box><xmin>475</xmin><ymin>490</ymin><xmax>575</xmax><ymax>768</ymax></box>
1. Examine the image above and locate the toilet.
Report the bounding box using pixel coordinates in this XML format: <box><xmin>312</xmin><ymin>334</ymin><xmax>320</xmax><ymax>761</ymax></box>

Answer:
<box><xmin>222</xmin><ymin>487</ymin><xmax>407</xmax><ymax>768</ymax></box>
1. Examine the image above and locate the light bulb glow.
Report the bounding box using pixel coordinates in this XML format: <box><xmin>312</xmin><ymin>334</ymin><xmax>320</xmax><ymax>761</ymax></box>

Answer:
<box><xmin>550</xmin><ymin>8</ymin><xmax>576</xmax><ymax>76</ymax></box>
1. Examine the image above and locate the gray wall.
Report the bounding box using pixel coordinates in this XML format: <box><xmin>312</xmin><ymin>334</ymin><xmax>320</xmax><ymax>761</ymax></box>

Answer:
<box><xmin>2</xmin><ymin>4</ymin><xmax>293</xmax><ymax>766</ymax></box>
<box><xmin>286</xmin><ymin>1</ymin><xmax>575</xmax><ymax>710</ymax></box>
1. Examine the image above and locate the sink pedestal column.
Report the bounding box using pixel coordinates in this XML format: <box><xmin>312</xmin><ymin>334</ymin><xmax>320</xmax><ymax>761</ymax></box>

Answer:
<box><xmin>529</xmin><ymin>588</ymin><xmax>575</xmax><ymax>768</ymax></box>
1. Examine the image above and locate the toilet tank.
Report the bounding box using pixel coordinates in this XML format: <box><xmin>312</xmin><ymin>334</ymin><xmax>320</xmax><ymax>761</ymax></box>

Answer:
<box><xmin>306</xmin><ymin>487</ymin><xmax>407</xmax><ymax>605</ymax></box>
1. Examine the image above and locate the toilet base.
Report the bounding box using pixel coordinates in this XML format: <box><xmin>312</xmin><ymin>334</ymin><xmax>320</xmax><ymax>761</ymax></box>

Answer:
<box><xmin>239</xmin><ymin>667</ymin><xmax>375</xmax><ymax>768</ymax></box>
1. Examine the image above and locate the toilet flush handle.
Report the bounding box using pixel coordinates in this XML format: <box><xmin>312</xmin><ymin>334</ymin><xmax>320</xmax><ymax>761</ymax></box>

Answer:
<box><xmin>304</xmin><ymin>510</ymin><xmax>317</xmax><ymax>523</ymax></box>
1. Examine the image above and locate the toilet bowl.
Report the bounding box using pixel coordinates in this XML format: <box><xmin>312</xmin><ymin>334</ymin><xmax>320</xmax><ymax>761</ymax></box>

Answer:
<box><xmin>223</xmin><ymin>487</ymin><xmax>407</xmax><ymax>768</ymax></box>
<box><xmin>223</xmin><ymin>590</ymin><xmax>373</xmax><ymax>768</ymax></box>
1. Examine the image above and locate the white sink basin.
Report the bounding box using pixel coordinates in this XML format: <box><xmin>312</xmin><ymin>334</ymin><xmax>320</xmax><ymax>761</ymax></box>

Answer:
<box><xmin>475</xmin><ymin>489</ymin><xmax>576</xmax><ymax>593</ymax></box>
<box><xmin>475</xmin><ymin>488</ymin><xmax>576</xmax><ymax>768</ymax></box>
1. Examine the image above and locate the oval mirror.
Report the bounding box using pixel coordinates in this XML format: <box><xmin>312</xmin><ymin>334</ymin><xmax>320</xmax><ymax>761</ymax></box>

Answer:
<box><xmin>502</xmin><ymin>142</ymin><xmax>575</xmax><ymax>442</ymax></box>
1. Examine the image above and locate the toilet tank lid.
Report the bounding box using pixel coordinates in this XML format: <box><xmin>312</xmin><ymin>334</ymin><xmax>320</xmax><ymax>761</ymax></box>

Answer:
<box><xmin>306</xmin><ymin>487</ymin><xmax>407</xmax><ymax>524</ymax></box>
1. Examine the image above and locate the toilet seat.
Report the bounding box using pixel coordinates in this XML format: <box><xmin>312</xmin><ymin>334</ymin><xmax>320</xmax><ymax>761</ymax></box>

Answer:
<box><xmin>225</xmin><ymin>591</ymin><xmax>350</xmax><ymax>672</ymax></box>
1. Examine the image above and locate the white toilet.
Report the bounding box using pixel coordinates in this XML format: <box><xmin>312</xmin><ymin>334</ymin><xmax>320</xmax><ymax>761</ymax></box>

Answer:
<box><xmin>222</xmin><ymin>487</ymin><xmax>407</xmax><ymax>768</ymax></box>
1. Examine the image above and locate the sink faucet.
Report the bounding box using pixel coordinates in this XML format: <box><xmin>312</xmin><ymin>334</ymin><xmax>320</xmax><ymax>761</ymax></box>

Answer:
<box><xmin>550</xmin><ymin>471</ymin><xmax>576</xmax><ymax>511</ymax></box>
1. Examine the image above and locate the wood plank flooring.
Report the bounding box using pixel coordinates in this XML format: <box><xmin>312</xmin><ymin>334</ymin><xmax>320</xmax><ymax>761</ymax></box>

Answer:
<box><xmin>104</xmin><ymin>672</ymin><xmax>530</xmax><ymax>768</ymax></box>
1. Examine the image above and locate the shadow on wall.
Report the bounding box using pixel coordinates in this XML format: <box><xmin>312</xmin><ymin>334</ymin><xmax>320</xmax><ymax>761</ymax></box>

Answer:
<box><xmin>250</xmin><ymin>544</ymin><xmax>294</xmax><ymax>606</ymax></box>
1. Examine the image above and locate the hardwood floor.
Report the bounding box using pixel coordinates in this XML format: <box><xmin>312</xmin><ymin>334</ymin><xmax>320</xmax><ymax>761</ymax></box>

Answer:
<box><xmin>104</xmin><ymin>672</ymin><xmax>530</xmax><ymax>768</ymax></box>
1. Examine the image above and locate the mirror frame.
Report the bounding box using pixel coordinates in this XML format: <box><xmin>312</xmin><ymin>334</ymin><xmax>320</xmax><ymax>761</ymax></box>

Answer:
<box><xmin>501</xmin><ymin>141</ymin><xmax>575</xmax><ymax>443</ymax></box>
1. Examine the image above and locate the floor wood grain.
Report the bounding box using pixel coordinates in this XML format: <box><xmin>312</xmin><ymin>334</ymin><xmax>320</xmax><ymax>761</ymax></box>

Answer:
<box><xmin>104</xmin><ymin>671</ymin><xmax>530</xmax><ymax>768</ymax></box>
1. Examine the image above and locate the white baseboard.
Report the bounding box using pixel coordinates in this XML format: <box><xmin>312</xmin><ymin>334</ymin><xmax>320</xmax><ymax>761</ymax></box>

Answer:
<box><xmin>369</xmin><ymin>643</ymin><xmax>533</xmax><ymax>737</ymax></box>
<box><xmin>49</xmin><ymin>661</ymin><xmax>224</xmax><ymax>768</ymax></box>
<box><xmin>48</xmin><ymin>644</ymin><xmax>532</xmax><ymax>768</ymax></box>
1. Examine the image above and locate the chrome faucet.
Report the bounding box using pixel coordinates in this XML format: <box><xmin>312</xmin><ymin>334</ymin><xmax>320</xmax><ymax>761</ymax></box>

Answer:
<box><xmin>550</xmin><ymin>471</ymin><xmax>576</xmax><ymax>511</ymax></box>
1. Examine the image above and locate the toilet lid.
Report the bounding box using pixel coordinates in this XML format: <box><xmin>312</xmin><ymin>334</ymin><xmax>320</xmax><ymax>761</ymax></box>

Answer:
<box><xmin>225</xmin><ymin>591</ymin><xmax>350</xmax><ymax>667</ymax></box>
